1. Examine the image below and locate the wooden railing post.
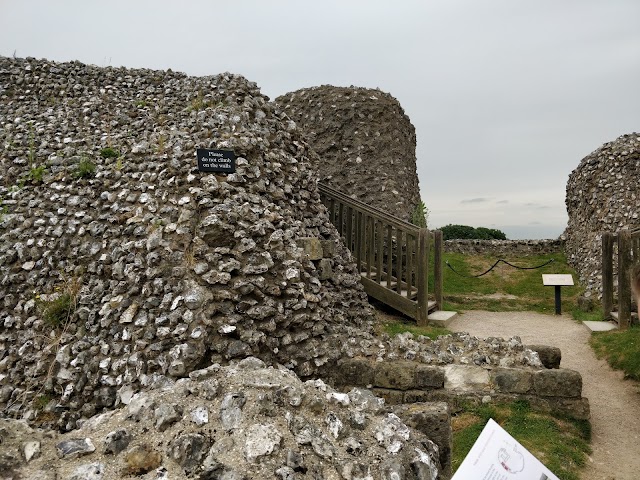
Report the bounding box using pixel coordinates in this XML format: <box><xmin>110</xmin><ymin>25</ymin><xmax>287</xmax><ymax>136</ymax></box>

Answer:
<box><xmin>318</xmin><ymin>182</ymin><xmax>439</xmax><ymax>324</ymax></box>
<box><xmin>416</xmin><ymin>228</ymin><xmax>430</xmax><ymax>326</ymax></box>
<box><xmin>434</xmin><ymin>230</ymin><xmax>443</xmax><ymax>310</ymax></box>
<box><xmin>356</xmin><ymin>211</ymin><xmax>364</xmax><ymax>271</ymax></box>
<box><xmin>602</xmin><ymin>232</ymin><xmax>614</xmax><ymax>320</ymax></box>
<box><xmin>618</xmin><ymin>230</ymin><xmax>632</xmax><ymax>329</ymax></box>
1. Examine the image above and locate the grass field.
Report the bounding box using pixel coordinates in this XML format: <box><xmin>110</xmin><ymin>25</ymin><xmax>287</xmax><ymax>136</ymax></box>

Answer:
<box><xmin>590</xmin><ymin>325</ymin><xmax>640</xmax><ymax>380</ymax></box>
<box><xmin>452</xmin><ymin>401</ymin><xmax>591</xmax><ymax>480</ymax></box>
<box><xmin>429</xmin><ymin>251</ymin><xmax>602</xmax><ymax>321</ymax></box>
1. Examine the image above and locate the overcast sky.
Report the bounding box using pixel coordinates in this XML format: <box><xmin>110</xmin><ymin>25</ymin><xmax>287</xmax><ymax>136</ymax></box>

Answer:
<box><xmin>1</xmin><ymin>0</ymin><xmax>638</xmax><ymax>239</ymax></box>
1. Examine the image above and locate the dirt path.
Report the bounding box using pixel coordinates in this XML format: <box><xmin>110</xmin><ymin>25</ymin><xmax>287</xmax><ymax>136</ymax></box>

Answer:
<box><xmin>448</xmin><ymin>310</ymin><xmax>640</xmax><ymax>480</ymax></box>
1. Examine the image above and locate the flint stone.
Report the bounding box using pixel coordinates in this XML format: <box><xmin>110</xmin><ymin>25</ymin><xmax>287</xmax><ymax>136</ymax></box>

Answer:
<box><xmin>56</xmin><ymin>438</ymin><xmax>96</xmax><ymax>458</ymax></box>
<box><xmin>394</xmin><ymin>402</ymin><xmax>452</xmax><ymax>480</ymax></box>
<box><xmin>225</xmin><ymin>340</ymin><xmax>253</xmax><ymax>359</ymax></box>
<box><xmin>183</xmin><ymin>282</ymin><xmax>211</xmax><ymax>309</ymax></box>
<box><xmin>23</xmin><ymin>441</ymin><xmax>41</xmax><ymax>462</ymax></box>
<box><xmin>67</xmin><ymin>463</ymin><xmax>105</xmax><ymax>480</ymax></box>
<box><xmin>126</xmin><ymin>393</ymin><xmax>155</xmax><ymax>420</ymax></box>
<box><xmin>411</xmin><ymin>448</ymin><xmax>439</xmax><ymax>480</ymax></box>
<box><xmin>527</xmin><ymin>345</ymin><xmax>561</xmax><ymax>369</ymax></box>
<box><xmin>244</xmin><ymin>424</ymin><xmax>282</xmax><ymax>463</ymax></box>
<box><xmin>154</xmin><ymin>403</ymin><xmax>182</xmax><ymax>431</ymax></box>
<box><xmin>375</xmin><ymin>413</ymin><xmax>410</xmax><ymax>454</ymax></box>
<box><xmin>169</xmin><ymin>433</ymin><xmax>209</xmax><ymax>474</ymax></box>
<box><xmin>347</xmin><ymin>388</ymin><xmax>384</xmax><ymax>412</ymax></box>
<box><xmin>104</xmin><ymin>429</ymin><xmax>132</xmax><ymax>455</ymax></box>
<box><xmin>191</xmin><ymin>406</ymin><xmax>209</xmax><ymax>426</ymax></box>
<box><xmin>325</xmin><ymin>412</ymin><xmax>344</xmax><ymax>438</ymax></box>
<box><xmin>221</xmin><ymin>392</ymin><xmax>246</xmax><ymax>430</ymax></box>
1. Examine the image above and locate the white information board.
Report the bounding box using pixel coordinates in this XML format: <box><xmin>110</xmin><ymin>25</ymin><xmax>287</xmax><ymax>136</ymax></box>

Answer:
<box><xmin>451</xmin><ymin>419</ymin><xmax>560</xmax><ymax>480</ymax></box>
<box><xmin>542</xmin><ymin>274</ymin><xmax>574</xmax><ymax>286</ymax></box>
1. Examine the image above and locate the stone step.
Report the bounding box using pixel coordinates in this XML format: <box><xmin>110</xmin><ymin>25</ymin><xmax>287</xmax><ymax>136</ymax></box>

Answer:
<box><xmin>583</xmin><ymin>320</ymin><xmax>618</xmax><ymax>332</ymax></box>
<box><xmin>428</xmin><ymin>310</ymin><xmax>458</xmax><ymax>328</ymax></box>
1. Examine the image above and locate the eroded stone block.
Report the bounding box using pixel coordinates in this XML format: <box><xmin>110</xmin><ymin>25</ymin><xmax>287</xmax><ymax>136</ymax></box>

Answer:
<box><xmin>492</xmin><ymin>368</ymin><xmax>533</xmax><ymax>394</ymax></box>
<box><xmin>533</xmin><ymin>369</ymin><xmax>582</xmax><ymax>397</ymax></box>
<box><xmin>374</xmin><ymin>361</ymin><xmax>416</xmax><ymax>391</ymax></box>
<box><xmin>443</xmin><ymin>365</ymin><xmax>490</xmax><ymax>392</ymax></box>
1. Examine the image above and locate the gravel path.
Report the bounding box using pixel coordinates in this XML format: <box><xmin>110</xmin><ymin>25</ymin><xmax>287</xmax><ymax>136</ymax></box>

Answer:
<box><xmin>448</xmin><ymin>310</ymin><xmax>640</xmax><ymax>480</ymax></box>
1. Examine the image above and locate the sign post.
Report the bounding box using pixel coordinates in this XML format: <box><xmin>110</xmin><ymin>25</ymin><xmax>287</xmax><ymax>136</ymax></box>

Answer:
<box><xmin>542</xmin><ymin>274</ymin><xmax>574</xmax><ymax>315</ymax></box>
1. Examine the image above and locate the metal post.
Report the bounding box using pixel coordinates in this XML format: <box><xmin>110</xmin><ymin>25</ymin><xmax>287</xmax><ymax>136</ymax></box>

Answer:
<box><xmin>554</xmin><ymin>285</ymin><xmax>562</xmax><ymax>315</ymax></box>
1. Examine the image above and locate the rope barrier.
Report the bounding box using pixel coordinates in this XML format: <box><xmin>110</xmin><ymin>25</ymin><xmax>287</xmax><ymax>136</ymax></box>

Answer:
<box><xmin>445</xmin><ymin>258</ymin><xmax>554</xmax><ymax>278</ymax></box>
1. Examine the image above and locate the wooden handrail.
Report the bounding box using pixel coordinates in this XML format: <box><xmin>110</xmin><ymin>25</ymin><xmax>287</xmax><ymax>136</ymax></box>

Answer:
<box><xmin>318</xmin><ymin>183</ymin><xmax>420</xmax><ymax>234</ymax></box>
<box><xmin>319</xmin><ymin>181</ymin><xmax>441</xmax><ymax>324</ymax></box>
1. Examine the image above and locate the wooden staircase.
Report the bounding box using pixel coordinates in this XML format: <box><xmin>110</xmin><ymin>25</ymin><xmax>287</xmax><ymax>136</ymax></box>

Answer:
<box><xmin>319</xmin><ymin>183</ymin><xmax>444</xmax><ymax>325</ymax></box>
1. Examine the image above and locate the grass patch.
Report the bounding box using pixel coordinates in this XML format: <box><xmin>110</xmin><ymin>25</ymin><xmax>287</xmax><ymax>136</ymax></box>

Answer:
<box><xmin>452</xmin><ymin>401</ymin><xmax>591</xmax><ymax>480</ymax></box>
<box><xmin>27</xmin><ymin>164</ymin><xmax>46</xmax><ymax>184</ymax></box>
<box><xmin>100</xmin><ymin>147</ymin><xmax>120</xmax><ymax>159</ymax></box>
<box><xmin>590</xmin><ymin>326</ymin><xmax>640</xmax><ymax>380</ymax></box>
<box><xmin>73</xmin><ymin>157</ymin><xmax>96</xmax><ymax>179</ymax></box>
<box><xmin>37</xmin><ymin>293</ymin><xmax>75</xmax><ymax>328</ymax></box>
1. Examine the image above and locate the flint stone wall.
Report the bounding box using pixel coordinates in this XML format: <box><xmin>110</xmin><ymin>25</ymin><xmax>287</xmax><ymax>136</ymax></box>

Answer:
<box><xmin>444</xmin><ymin>239</ymin><xmax>564</xmax><ymax>257</ymax></box>
<box><xmin>276</xmin><ymin>86</ymin><xmax>422</xmax><ymax>222</ymax></box>
<box><xmin>0</xmin><ymin>56</ymin><xmax>376</xmax><ymax>427</ymax></box>
<box><xmin>564</xmin><ymin>133</ymin><xmax>640</xmax><ymax>297</ymax></box>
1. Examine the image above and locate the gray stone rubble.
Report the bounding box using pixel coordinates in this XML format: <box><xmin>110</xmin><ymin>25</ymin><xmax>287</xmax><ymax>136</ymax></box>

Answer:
<box><xmin>0</xmin><ymin>359</ymin><xmax>441</xmax><ymax>479</ymax></box>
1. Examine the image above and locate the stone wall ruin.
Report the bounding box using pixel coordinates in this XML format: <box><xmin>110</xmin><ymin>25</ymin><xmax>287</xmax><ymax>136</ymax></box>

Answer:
<box><xmin>276</xmin><ymin>86</ymin><xmax>422</xmax><ymax>222</ymax></box>
<box><xmin>0</xmin><ymin>57</ymin><xmax>591</xmax><ymax>479</ymax></box>
<box><xmin>564</xmin><ymin>133</ymin><xmax>640</xmax><ymax>297</ymax></box>
<box><xmin>0</xmin><ymin>57</ymin><xmax>375</xmax><ymax>427</ymax></box>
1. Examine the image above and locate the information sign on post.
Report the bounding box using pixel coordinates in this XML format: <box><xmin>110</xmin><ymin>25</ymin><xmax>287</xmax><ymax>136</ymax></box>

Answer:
<box><xmin>196</xmin><ymin>148</ymin><xmax>236</xmax><ymax>173</ymax></box>
<box><xmin>542</xmin><ymin>274</ymin><xmax>574</xmax><ymax>315</ymax></box>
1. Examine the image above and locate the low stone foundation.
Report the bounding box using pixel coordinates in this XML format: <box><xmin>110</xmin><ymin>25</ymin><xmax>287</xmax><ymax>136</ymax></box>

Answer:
<box><xmin>444</xmin><ymin>239</ymin><xmax>564</xmax><ymax>257</ymax></box>
<box><xmin>329</xmin><ymin>358</ymin><xmax>589</xmax><ymax>421</ymax></box>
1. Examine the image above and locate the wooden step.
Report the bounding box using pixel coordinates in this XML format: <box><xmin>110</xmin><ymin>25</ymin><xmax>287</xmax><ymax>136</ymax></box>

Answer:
<box><xmin>360</xmin><ymin>272</ymin><xmax>418</xmax><ymax>300</ymax></box>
